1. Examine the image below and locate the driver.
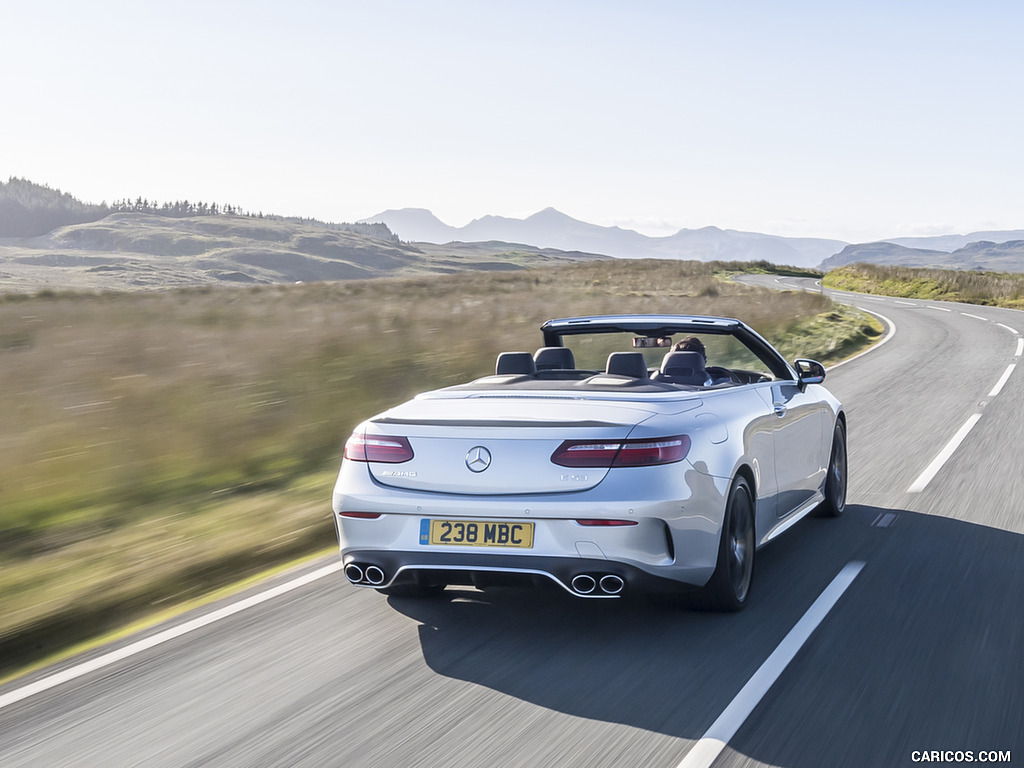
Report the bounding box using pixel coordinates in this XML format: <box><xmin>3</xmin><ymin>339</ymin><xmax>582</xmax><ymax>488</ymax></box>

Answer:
<box><xmin>673</xmin><ymin>336</ymin><xmax>706</xmax><ymax>361</ymax></box>
<box><xmin>672</xmin><ymin>336</ymin><xmax>733</xmax><ymax>385</ymax></box>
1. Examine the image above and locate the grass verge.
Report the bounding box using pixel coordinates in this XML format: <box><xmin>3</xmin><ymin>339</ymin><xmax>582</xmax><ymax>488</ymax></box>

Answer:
<box><xmin>823</xmin><ymin>263</ymin><xmax>1024</xmax><ymax>309</ymax></box>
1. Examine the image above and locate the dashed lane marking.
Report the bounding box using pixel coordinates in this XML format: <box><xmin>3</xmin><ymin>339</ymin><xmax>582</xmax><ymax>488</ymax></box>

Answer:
<box><xmin>872</xmin><ymin>512</ymin><xmax>899</xmax><ymax>528</ymax></box>
<box><xmin>903</xmin><ymin>313</ymin><xmax>1018</xmax><ymax>494</ymax></box>
<box><xmin>676</xmin><ymin>561</ymin><xmax>866</xmax><ymax>768</ymax></box>
<box><xmin>908</xmin><ymin>414</ymin><xmax>983</xmax><ymax>493</ymax></box>
<box><xmin>988</xmin><ymin>364</ymin><xmax>1017</xmax><ymax>398</ymax></box>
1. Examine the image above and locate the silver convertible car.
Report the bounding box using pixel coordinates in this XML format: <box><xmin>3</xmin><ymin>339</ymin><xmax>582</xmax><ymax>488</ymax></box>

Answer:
<box><xmin>332</xmin><ymin>314</ymin><xmax>846</xmax><ymax>611</ymax></box>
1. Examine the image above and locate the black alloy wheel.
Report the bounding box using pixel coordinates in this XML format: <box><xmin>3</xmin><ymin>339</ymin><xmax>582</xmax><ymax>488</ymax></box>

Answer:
<box><xmin>816</xmin><ymin>420</ymin><xmax>847</xmax><ymax>517</ymax></box>
<box><xmin>697</xmin><ymin>475</ymin><xmax>755</xmax><ymax>612</ymax></box>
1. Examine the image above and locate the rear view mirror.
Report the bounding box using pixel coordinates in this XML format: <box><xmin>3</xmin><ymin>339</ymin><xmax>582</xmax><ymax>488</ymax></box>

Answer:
<box><xmin>794</xmin><ymin>359</ymin><xmax>826</xmax><ymax>386</ymax></box>
<box><xmin>632</xmin><ymin>336</ymin><xmax>674</xmax><ymax>348</ymax></box>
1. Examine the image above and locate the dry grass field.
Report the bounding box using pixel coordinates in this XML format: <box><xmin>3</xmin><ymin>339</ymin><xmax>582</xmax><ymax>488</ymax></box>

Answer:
<box><xmin>823</xmin><ymin>263</ymin><xmax>1024</xmax><ymax>308</ymax></box>
<box><xmin>0</xmin><ymin>259</ymin><xmax>879</xmax><ymax>674</ymax></box>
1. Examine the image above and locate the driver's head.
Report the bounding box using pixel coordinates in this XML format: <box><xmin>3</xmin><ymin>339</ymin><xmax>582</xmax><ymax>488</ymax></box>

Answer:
<box><xmin>673</xmin><ymin>336</ymin><xmax>706</xmax><ymax>361</ymax></box>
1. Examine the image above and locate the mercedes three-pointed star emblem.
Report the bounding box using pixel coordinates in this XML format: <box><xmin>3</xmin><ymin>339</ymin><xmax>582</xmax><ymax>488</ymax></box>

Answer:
<box><xmin>465</xmin><ymin>446</ymin><xmax>492</xmax><ymax>473</ymax></box>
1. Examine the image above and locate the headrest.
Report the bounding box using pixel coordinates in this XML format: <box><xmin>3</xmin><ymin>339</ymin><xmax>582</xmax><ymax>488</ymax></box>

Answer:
<box><xmin>495</xmin><ymin>352</ymin><xmax>536</xmax><ymax>376</ymax></box>
<box><xmin>606</xmin><ymin>352</ymin><xmax>649</xmax><ymax>379</ymax></box>
<box><xmin>660</xmin><ymin>351</ymin><xmax>707</xmax><ymax>376</ymax></box>
<box><xmin>534</xmin><ymin>346</ymin><xmax>575</xmax><ymax>370</ymax></box>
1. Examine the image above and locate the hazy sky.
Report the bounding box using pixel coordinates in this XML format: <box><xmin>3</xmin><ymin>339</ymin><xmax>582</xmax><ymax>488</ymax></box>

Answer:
<box><xmin>4</xmin><ymin>0</ymin><xmax>1023</xmax><ymax>242</ymax></box>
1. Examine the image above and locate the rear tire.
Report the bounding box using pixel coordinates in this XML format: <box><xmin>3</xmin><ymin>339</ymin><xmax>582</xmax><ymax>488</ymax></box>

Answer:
<box><xmin>696</xmin><ymin>475</ymin><xmax>755</xmax><ymax>612</ymax></box>
<box><xmin>816</xmin><ymin>420</ymin><xmax>847</xmax><ymax>518</ymax></box>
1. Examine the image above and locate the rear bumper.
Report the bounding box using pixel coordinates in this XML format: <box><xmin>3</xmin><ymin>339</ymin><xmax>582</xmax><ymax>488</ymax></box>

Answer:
<box><xmin>333</xmin><ymin>454</ymin><xmax>727</xmax><ymax>596</ymax></box>
<box><xmin>340</xmin><ymin>548</ymin><xmax>710</xmax><ymax>598</ymax></box>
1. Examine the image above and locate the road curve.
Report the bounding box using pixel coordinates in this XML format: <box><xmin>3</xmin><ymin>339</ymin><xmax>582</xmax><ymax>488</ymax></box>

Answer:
<box><xmin>1</xmin><ymin>280</ymin><xmax>1022</xmax><ymax>768</ymax></box>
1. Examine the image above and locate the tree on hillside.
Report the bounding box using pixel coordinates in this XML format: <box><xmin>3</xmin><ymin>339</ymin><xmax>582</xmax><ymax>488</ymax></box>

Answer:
<box><xmin>0</xmin><ymin>178</ymin><xmax>110</xmax><ymax>237</ymax></box>
<box><xmin>2</xmin><ymin>177</ymin><xmax>400</xmax><ymax>242</ymax></box>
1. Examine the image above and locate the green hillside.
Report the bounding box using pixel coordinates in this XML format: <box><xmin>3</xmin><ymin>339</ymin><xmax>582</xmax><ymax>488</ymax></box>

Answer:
<box><xmin>1</xmin><ymin>212</ymin><xmax>608</xmax><ymax>292</ymax></box>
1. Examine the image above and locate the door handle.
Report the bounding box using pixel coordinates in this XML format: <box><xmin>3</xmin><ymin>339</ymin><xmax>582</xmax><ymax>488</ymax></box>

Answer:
<box><xmin>773</xmin><ymin>403</ymin><xmax>787</xmax><ymax>417</ymax></box>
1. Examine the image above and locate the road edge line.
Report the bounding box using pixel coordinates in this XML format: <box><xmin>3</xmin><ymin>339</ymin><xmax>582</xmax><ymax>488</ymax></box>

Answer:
<box><xmin>826</xmin><ymin>309</ymin><xmax>896</xmax><ymax>371</ymax></box>
<box><xmin>0</xmin><ymin>561</ymin><xmax>344</xmax><ymax>712</ymax></box>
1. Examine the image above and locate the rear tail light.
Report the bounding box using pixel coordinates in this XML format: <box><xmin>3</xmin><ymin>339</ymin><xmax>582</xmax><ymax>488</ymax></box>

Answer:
<box><xmin>344</xmin><ymin>433</ymin><xmax>414</xmax><ymax>463</ymax></box>
<box><xmin>551</xmin><ymin>435</ymin><xmax>690</xmax><ymax>468</ymax></box>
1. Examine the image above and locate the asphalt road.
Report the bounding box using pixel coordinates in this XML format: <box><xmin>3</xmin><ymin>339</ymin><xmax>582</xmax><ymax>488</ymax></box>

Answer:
<box><xmin>1</xmin><ymin>279</ymin><xmax>1021</xmax><ymax>768</ymax></box>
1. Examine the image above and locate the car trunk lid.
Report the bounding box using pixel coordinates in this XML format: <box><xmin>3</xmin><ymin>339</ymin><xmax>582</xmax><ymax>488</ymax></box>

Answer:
<box><xmin>362</xmin><ymin>396</ymin><xmax>668</xmax><ymax>494</ymax></box>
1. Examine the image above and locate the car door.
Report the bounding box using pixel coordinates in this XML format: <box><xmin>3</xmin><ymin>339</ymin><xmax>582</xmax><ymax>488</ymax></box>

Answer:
<box><xmin>769</xmin><ymin>381</ymin><xmax>828</xmax><ymax>516</ymax></box>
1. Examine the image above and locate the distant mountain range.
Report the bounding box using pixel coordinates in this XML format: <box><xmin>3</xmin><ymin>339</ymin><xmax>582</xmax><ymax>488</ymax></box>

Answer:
<box><xmin>360</xmin><ymin>207</ymin><xmax>1024</xmax><ymax>272</ymax></box>
<box><xmin>5</xmin><ymin>179</ymin><xmax>1024</xmax><ymax>279</ymax></box>
<box><xmin>359</xmin><ymin>207</ymin><xmax>846</xmax><ymax>268</ymax></box>
<box><xmin>882</xmin><ymin>230</ymin><xmax>1024</xmax><ymax>252</ymax></box>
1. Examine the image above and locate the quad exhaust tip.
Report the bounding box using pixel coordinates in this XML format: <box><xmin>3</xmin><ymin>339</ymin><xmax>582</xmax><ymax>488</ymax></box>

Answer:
<box><xmin>571</xmin><ymin>574</ymin><xmax>597</xmax><ymax>594</ymax></box>
<box><xmin>570</xmin><ymin>573</ymin><xmax>624</xmax><ymax>596</ymax></box>
<box><xmin>599</xmin><ymin>574</ymin><xmax>625</xmax><ymax>595</ymax></box>
<box><xmin>364</xmin><ymin>565</ymin><xmax>386</xmax><ymax>586</ymax></box>
<box><xmin>345</xmin><ymin>562</ymin><xmax>386</xmax><ymax>586</ymax></box>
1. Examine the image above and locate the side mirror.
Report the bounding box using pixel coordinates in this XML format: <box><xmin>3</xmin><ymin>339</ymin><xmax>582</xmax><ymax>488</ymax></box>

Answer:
<box><xmin>795</xmin><ymin>359</ymin><xmax>826</xmax><ymax>386</ymax></box>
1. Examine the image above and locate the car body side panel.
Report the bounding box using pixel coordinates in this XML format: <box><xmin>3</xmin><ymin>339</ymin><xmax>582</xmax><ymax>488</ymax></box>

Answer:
<box><xmin>768</xmin><ymin>381</ymin><xmax>831</xmax><ymax>515</ymax></box>
<box><xmin>663</xmin><ymin>383</ymin><xmax>778</xmax><ymax>546</ymax></box>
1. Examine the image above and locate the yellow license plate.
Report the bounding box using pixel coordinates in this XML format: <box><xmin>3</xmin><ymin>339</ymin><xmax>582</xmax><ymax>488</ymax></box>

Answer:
<box><xmin>420</xmin><ymin>519</ymin><xmax>534</xmax><ymax>548</ymax></box>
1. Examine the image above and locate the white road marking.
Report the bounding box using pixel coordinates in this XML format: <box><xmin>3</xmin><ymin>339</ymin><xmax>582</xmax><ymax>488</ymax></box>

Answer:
<box><xmin>1015</xmin><ymin>338</ymin><xmax>1024</xmax><ymax>358</ymax></box>
<box><xmin>872</xmin><ymin>512</ymin><xmax>898</xmax><ymax>528</ymax></box>
<box><xmin>961</xmin><ymin>312</ymin><xmax>987</xmax><ymax>321</ymax></box>
<box><xmin>895</xmin><ymin>300</ymin><xmax>916</xmax><ymax>306</ymax></box>
<box><xmin>997</xmin><ymin>323</ymin><xmax>1019</xmax><ymax>335</ymax></box>
<box><xmin>907</xmin><ymin>414</ymin><xmax>984</xmax><ymax>493</ymax></box>
<box><xmin>0</xmin><ymin>561</ymin><xmax>344</xmax><ymax>712</ymax></box>
<box><xmin>988</xmin><ymin>364</ymin><xmax>1017</xmax><ymax>397</ymax></box>
<box><xmin>828</xmin><ymin>310</ymin><xmax>895</xmax><ymax>371</ymax></box>
<box><xmin>676</xmin><ymin>561</ymin><xmax>866</xmax><ymax>768</ymax></box>
<box><xmin>928</xmin><ymin>306</ymin><xmax>952</xmax><ymax>312</ymax></box>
